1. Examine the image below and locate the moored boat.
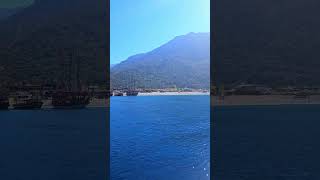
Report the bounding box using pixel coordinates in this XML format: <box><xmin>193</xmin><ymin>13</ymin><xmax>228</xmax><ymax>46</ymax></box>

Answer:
<box><xmin>113</xmin><ymin>91</ymin><xmax>124</xmax><ymax>96</ymax></box>
<box><xmin>0</xmin><ymin>95</ymin><xmax>9</xmax><ymax>110</ymax></box>
<box><xmin>52</xmin><ymin>91</ymin><xmax>90</xmax><ymax>109</ymax></box>
<box><xmin>12</xmin><ymin>92</ymin><xmax>43</xmax><ymax>110</ymax></box>
<box><xmin>126</xmin><ymin>90</ymin><xmax>139</xmax><ymax>96</ymax></box>
<box><xmin>52</xmin><ymin>49</ymin><xmax>91</xmax><ymax>109</ymax></box>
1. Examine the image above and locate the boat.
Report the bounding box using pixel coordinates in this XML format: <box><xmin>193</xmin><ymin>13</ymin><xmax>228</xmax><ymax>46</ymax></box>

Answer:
<box><xmin>294</xmin><ymin>92</ymin><xmax>309</xmax><ymax>99</ymax></box>
<box><xmin>12</xmin><ymin>92</ymin><xmax>43</xmax><ymax>110</ymax></box>
<box><xmin>126</xmin><ymin>90</ymin><xmax>139</xmax><ymax>96</ymax></box>
<box><xmin>113</xmin><ymin>91</ymin><xmax>124</xmax><ymax>96</ymax></box>
<box><xmin>125</xmin><ymin>74</ymin><xmax>139</xmax><ymax>96</ymax></box>
<box><xmin>0</xmin><ymin>95</ymin><xmax>9</xmax><ymax>110</ymax></box>
<box><xmin>51</xmin><ymin>50</ymin><xmax>90</xmax><ymax>109</ymax></box>
<box><xmin>52</xmin><ymin>91</ymin><xmax>90</xmax><ymax>109</ymax></box>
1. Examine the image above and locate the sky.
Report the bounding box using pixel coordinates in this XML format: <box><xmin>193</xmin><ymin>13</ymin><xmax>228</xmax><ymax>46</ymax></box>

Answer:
<box><xmin>0</xmin><ymin>0</ymin><xmax>34</xmax><ymax>8</ymax></box>
<box><xmin>111</xmin><ymin>0</ymin><xmax>210</xmax><ymax>64</ymax></box>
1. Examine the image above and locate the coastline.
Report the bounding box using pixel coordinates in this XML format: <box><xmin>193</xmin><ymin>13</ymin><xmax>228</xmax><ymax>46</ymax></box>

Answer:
<box><xmin>137</xmin><ymin>91</ymin><xmax>210</xmax><ymax>96</ymax></box>
<box><xmin>211</xmin><ymin>95</ymin><xmax>320</xmax><ymax>106</ymax></box>
<box><xmin>7</xmin><ymin>95</ymin><xmax>320</xmax><ymax>109</ymax></box>
<box><xmin>86</xmin><ymin>95</ymin><xmax>320</xmax><ymax>107</ymax></box>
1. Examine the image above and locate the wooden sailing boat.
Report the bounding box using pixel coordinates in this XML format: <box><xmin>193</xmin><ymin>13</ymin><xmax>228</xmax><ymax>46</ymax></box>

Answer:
<box><xmin>52</xmin><ymin>50</ymin><xmax>90</xmax><ymax>109</ymax></box>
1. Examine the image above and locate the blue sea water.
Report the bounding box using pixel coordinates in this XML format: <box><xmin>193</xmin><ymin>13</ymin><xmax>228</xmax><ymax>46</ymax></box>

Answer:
<box><xmin>1</xmin><ymin>99</ymin><xmax>319</xmax><ymax>180</ymax></box>
<box><xmin>213</xmin><ymin>105</ymin><xmax>320</xmax><ymax>180</ymax></box>
<box><xmin>0</xmin><ymin>108</ymin><xmax>108</xmax><ymax>180</ymax></box>
<box><xmin>111</xmin><ymin>96</ymin><xmax>210</xmax><ymax>180</ymax></box>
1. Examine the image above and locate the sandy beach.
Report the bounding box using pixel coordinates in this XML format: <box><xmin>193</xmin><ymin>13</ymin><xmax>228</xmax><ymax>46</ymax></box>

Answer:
<box><xmin>138</xmin><ymin>91</ymin><xmax>210</xmax><ymax>96</ymax></box>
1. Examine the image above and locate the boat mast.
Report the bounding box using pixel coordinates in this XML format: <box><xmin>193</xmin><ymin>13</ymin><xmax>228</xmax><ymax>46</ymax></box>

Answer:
<box><xmin>75</xmin><ymin>49</ymin><xmax>81</xmax><ymax>92</ymax></box>
<box><xmin>67</xmin><ymin>52</ymin><xmax>72</xmax><ymax>92</ymax></box>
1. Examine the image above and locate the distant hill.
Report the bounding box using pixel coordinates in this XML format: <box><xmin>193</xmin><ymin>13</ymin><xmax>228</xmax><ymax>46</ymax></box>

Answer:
<box><xmin>110</xmin><ymin>64</ymin><xmax>117</xmax><ymax>68</ymax></box>
<box><xmin>111</xmin><ymin>32</ymin><xmax>210</xmax><ymax>89</ymax></box>
<box><xmin>0</xmin><ymin>0</ymin><xmax>108</xmax><ymax>85</ymax></box>
<box><xmin>213</xmin><ymin>0</ymin><xmax>320</xmax><ymax>87</ymax></box>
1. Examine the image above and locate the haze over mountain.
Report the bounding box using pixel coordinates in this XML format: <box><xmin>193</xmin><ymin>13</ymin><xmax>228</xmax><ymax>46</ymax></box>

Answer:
<box><xmin>111</xmin><ymin>32</ymin><xmax>210</xmax><ymax>89</ymax></box>
<box><xmin>0</xmin><ymin>0</ymin><xmax>108</xmax><ymax>85</ymax></box>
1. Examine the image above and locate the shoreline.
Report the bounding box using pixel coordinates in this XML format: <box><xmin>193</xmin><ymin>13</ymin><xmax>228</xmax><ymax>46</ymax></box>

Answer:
<box><xmin>88</xmin><ymin>95</ymin><xmax>320</xmax><ymax>107</ymax></box>
<box><xmin>96</xmin><ymin>95</ymin><xmax>320</xmax><ymax>107</ymax></box>
<box><xmin>137</xmin><ymin>92</ymin><xmax>210</xmax><ymax>96</ymax></box>
<box><xmin>6</xmin><ymin>95</ymin><xmax>320</xmax><ymax>109</ymax></box>
<box><xmin>211</xmin><ymin>95</ymin><xmax>320</xmax><ymax>106</ymax></box>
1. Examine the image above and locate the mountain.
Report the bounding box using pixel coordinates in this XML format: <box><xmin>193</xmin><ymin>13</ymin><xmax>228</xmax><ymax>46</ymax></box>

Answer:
<box><xmin>0</xmin><ymin>0</ymin><xmax>108</xmax><ymax>85</ymax></box>
<box><xmin>111</xmin><ymin>32</ymin><xmax>210</xmax><ymax>89</ymax></box>
<box><xmin>110</xmin><ymin>64</ymin><xmax>117</xmax><ymax>68</ymax></box>
<box><xmin>213</xmin><ymin>0</ymin><xmax>320</xmax><ymax>87</ymax></box>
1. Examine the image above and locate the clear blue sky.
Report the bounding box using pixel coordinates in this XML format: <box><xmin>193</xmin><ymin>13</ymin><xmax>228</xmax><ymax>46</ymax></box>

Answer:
<box><xmin>111</xmin><ymin>0</ymin><xmax>210</xmax><ymax>64</ymax></box>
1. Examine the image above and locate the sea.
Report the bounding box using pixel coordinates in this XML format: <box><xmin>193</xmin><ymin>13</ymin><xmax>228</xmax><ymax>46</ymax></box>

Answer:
<box><xmin>1</xmin><ymin>97</ymin><xmax>317</xmax><ymax>180</ymax></box>
<box><xmin>111</xmin><ymin>96</ymin><xmax>210</xmax><ymax>180</ymax></box>
<box><xmin>0</xmin><ymin>96</ymin><xmax>210</xmax><ymax>180</ymax></box>
<box><xmin>213</xmin><ymin>104</ymin><xmax>320</xmax><ymax>180</ymax></box>
<box><xmin>0</xmin><ymin>108</ymin><xmax>108</xmax><ymax>180</ymax></box>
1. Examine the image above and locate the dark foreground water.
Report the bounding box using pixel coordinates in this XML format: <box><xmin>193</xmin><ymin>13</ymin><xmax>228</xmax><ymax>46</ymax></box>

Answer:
<box><xmin>2</xmin><ymin>97</ymin><xmax>319</xmax><ymax>180</ymax></box>
<box><xmin>213</xmin><ymin>105</ymin><xmax>320</xmax><ymax>180</ymax></box>
<box><xmin>111</xmin><ymin>96</ymin><xmax>210</xmax><ymax>180</ymax></box>
<box><xmin>0</xmin><ymin>108</ymin><xmax>108</xmax><ymax>180</ymax></box>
